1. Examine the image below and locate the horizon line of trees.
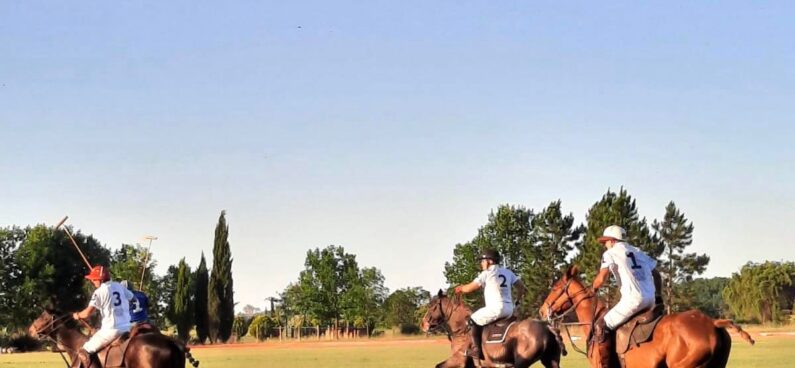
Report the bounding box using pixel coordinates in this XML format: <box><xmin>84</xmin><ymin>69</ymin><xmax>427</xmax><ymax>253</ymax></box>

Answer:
<box><xmin>1</xmin><ymin>187</ymin><xmax>793</xmax><ymax>343</ymax></box>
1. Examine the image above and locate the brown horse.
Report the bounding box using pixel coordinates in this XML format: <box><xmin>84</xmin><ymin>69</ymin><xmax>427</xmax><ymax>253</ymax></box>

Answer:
<box><xmin>421</xmin><ymin>290</ymin><xmax>564</xmax><ymax>368</ymax></box>
<box><xmin>29</xmin><ymin>309</ymin><xmax>198</xmax><ymax>368</ymax></box>
<box><xmin>539</xmin><ymin>266</ymin><xmax>754</xmax><ymax>368</ymax></box>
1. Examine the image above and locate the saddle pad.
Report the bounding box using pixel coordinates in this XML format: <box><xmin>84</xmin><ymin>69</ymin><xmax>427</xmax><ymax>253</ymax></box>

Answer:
<box><xmin>616</xmin><ymin>313</ymin><xmax>664</xmax><ymax>354</ymax></box>
<box><xmin>484</xmin><ymin>316</ymin><xmax>518</xmax><ymax>344</ymax></box>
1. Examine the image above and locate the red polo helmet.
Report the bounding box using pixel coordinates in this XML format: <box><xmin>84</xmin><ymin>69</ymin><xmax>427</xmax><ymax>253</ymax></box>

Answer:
<box><xmin>85</xmin><ymin>265</ymin><xmax>110</xmax><ymax>282</ymax></box>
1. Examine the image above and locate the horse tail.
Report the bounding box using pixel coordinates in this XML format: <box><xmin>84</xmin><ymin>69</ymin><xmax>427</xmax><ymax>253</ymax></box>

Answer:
<box><xmin>184</xmin><ymin>345</ymin><xmax>200</xmax><ymax>367</ymax></box>
<box><xmin>713</xmin><ymin>319</ymin><xmax>755</xmax><ymax>345</ymax></box>
<box><xmin>171</xmin><ymin>338</ymin><xmax>200</xmax><ymax>367</ymax></box>
<box><xmin>547</xmin><ymin>323</ymin><xmax>568</xmax><ymax>357</ymax></box>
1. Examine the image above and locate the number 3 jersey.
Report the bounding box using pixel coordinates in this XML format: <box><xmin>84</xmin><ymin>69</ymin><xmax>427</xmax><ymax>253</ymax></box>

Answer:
<box><xmin>89</xmin><ymin>281</ymin><xmax>134</xmax><ymax>330</ymax></box>
<box><xmin>473</xmin><ymin>265</ymin><xmax>519</xmax><ymax>307</ymax></box>
<box><xmin>600</xmin><ymin>242</ymin><xmax>657</xmax><ymax>300</ymax></box>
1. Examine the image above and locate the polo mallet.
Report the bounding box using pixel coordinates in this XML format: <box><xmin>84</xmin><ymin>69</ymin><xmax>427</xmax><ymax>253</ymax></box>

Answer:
<box><xmin>54</xmin><ymin>216</ymin><xmax>92</xmax><ymax>270</ymax></box>
<box><xmin>54</xmin><ymin>216</ymin><xmax>97</xmax><ymax>334</ymax></box>
<box><xmin>139</xmin><ymin>235</ymin><xmax>158</xmax><ymax>290</ymax></box>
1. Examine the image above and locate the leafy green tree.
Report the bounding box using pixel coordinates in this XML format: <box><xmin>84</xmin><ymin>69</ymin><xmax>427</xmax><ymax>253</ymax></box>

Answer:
<box><xmin>248</xmin><ymin>315</ymin><xmax>275</xmax><ymax>341</ymax></box>
<box><xmin>576</xmin><ymin>188</ymin><xmax>661</xmax><ymax>283</ymax></box>
<box><xmin>681</xmin><ymin>277</ymin><xmax>729</xmax><ymax>318</ymax></box>
<box><xmin>160</xmin><ymin>264</ymin><xmax>179</xmax><ymax>326</ymax></box>
<box><xmin>209</xmin><ymin>210</ymin><xmax>234</xmax><ymax>343</ymax></box>
<box><xmin>0</xmin><ymin>227</ymin><xmax>25</xmax><ymax>328</ymax></box>
<box><xmin>14</xmin><ymin>225</ymin><xmax>111</xmax><ymax>325</ymax></box>
<box><xmin>296</xmin><ymin>245</ymin><xmax>360</xmax><ymax>338</ymax></box>
<box><xmin>652</xmin><ymin>202</ymin><xmax>709</xmax><ymax>313</ymax></box>
<box><xmin>193</xmin><ymin>252</ymin><xmax>210</xmax><ymax>344</ymax></box>
<box><xmin>723</xmin><ymin>261</ymin><xmax>795</xmax><ymax>323</ymax></box>
<box><xmin>382</xmin><ymin>287</ymin><xmax>430</xmax><ymax>333</ymax></box>
<box><xmin>444</xmin><ymin>205</ymin><xmax>534</xmax><ymax>307</ymax></box>
<box><xmin>525</xmin><ymin>201</ymin><xmax>584</xmax><ymax>311</ymax></box>
<box><xmin>173</xmin><ymin>258</ymin><xmax>194</xmax><ymax>342</ymax></box>
<box><xmin>232</xmin><ymin>315</ymin><xmax>251</xmax><ymax>341</ymax></box>
<box><xmin>342</xmin><ymin>267</ymin><xmax>388</xmax><ymax>336</ymax></box>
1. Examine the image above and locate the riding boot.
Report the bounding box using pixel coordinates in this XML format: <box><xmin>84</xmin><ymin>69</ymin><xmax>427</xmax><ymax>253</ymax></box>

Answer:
<box><xmin>467</xmin><ymin>318</ymin><xmax>483</xmax><ymax>361</ymax></box>
<box><xmin>592</xmin><ymin>319</ymin><xmax>613</xmax><ymax>368</ymax></box>
<box><xmin>77</xmin><ymin>349</ymin><xmax>92</xmax><ymax>368</ymax></box>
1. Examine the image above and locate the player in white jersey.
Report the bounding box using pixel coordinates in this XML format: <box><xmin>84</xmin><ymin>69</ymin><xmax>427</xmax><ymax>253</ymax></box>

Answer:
<box><xmin>72</xmin><ymin>265</ymin><xmax>134</xmax><ymax>368</ymax></box>
<box><xmin>590</xmin><ymin>225</ymin><xmax>657</xmax><ymax>368</ymax></box>
<box><xmin>454</xmin><ymin>249</ymin><xmax>526</xmax><ymax>360</ymax></box>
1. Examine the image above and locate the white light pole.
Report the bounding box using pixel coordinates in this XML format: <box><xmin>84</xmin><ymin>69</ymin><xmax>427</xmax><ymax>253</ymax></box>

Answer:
<box><xmin>139</xmin><ymin>235</ymin><xmax>158</xmax><ymax>289</ymax></box>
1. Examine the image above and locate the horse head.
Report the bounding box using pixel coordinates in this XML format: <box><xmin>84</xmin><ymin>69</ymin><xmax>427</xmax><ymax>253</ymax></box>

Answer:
<box><xmin>539</xmin><ymin>265</ymin><xmax>591</xmax><ymax>320</ymax></box>
<box><xmin>28</xmin><ymin>308</ymin><xmax>61</xmax><ymax>338</ymax></box>
<box><xmin>421</xmin><ymin>289</ymin><xmax>458</xmax><ymax>333</ymax></box>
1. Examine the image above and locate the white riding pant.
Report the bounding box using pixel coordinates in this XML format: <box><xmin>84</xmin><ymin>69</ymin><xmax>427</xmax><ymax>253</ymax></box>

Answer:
<box><xmin>603</xmin><ymin>295</ymin><xmax>655</xmax><ymax>330</ymax></box>
<box><xmin>471</xmin><ymin>303</ymin><xmax>514</xmax><ymax>326</ymax></box>
<box><xmin>83</xmin><ymin>327</ymin><xmax>126</xmax><ymax>353</ymax></box>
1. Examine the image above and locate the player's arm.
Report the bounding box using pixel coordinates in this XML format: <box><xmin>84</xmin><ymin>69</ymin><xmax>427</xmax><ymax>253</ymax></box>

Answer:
<box><xmin>455</xmin><ymin>281</ymin><xmax>481</xmax><ymax>295</ymax></box>
<box><xmin>591</xmin><ymin>268</ymin><xmax>610</xmax><ymax>293</ymax></box>
<box><xmin>513</xmin><ymin>279</ymin><xmax>527</xmax><ymax>304</ymax></box>
<box><xmin>73</xmin><ymin>306</ymin><xmax>96</xmax><ymax>320</ymax></box>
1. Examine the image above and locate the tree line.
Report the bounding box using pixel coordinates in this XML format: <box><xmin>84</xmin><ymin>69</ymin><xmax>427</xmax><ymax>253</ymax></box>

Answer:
<box><xmin>2</xmin><ymin>188</ymin><xmax>792</xmax><ymax>344</ymax></box>
<box><xmin>443</xmin><ymin>188</ymin><xmax>794</xmax><ymax>323</ymax></box>
<box><xmin>0</xmin><ymin>210</ymin><xmax>236</xmax><ymax>344</ymax></box>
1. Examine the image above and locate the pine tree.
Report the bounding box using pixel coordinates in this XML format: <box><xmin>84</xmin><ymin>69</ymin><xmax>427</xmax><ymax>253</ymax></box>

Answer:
<box><xmin>576</xmin><ymin>188</ymin><xmax>661</xmax><ymax>283</ymax></box>
<box><xmin>444</xmin><ymin>205</ymin><xmax>535</xmax><ymax>314</ymax></box>
<box><xmin>173</xmin><ymin>258</ymin><xmax>194</xmax><ymax>342</ymax></box>
<box><xmin>652</xmin><ymin>201</ymin><xmax>709</xmax><ymax>313</ymax></box>
<box><xmin>208</xmin><ymin>210</ymin><xmax>234</xmax><ymax>343</ymax></box>
<box><xmin>194</xmin><ymin>252</ymin><xmax>210</xmax><ymax>344</ymax></box>
<box><xmin>526</xmin><ymin>200</ymin><xmax>584</xmax><ymax>310</ymax></box>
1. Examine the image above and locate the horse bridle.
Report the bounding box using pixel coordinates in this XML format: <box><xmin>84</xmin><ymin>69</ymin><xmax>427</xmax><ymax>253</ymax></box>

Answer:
<box><xmin>426</xmin><ymin>295</ymin><xmax>461</xmax><ymax>340</ymax></box>
<box><xmin>544</xmin><ymin>279</ymin><xmax>595</xmax><ymax>323</ymax></box>
<box><xmin>33</xmin><ymin>313</ymin><xmax>75</xmax><ymax>368</ymax></box>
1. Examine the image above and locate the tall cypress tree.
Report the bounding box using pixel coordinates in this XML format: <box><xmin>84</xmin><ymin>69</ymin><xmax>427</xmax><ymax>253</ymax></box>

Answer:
<box><xmin>173</xmin><ymin>258</ymin><xmax>194</xmax><ymax>342</ymax></box>
<box><xmin>652</xmin><ymin>201</ymin><xmax>708</xmax><ymax>313</ymax></box>
<box><xmin>208</xmin><ymin>210</ymin><xmax>234</xmax><ymax>343</ymax></box>
<box><xmin>194</xmin><ymin>252</ymin><xmax>210</xmax><ymax>344</ymax></box>
<box><xmin>576</xmin><ymin>188</ymin><xmax>661</xmax><ymax>283</ymax></box>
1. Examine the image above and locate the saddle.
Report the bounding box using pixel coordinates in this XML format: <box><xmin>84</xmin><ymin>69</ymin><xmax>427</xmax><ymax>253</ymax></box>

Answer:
<box><xmin>483</xmin><ymin>316</ymin><xmax>517</xmax><ymax>344</ymax></box>
<box><xmin>81</xmin><ymin>323</ymin><xmax>162</xmax><ymax>368</ymax></box>
<box><xmin>615</xmin><ymin>303</ymin><xmax>665</xmax><ymax>356</ymax></box>
<box><xmin>92</xmin><ymin>332</ymin><xmax>131</xmax><ymax>368</ymax></box>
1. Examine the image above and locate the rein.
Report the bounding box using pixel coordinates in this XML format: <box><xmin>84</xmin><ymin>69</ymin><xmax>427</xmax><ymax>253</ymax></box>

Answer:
<box><xmin>34</xmin><ymin>314</ymin><xmax>77</xmax><ymax>368</ymax></box>
<box><xmin>427</xmin><ymin>295</ymin><xmax>464</xmax><ymax>341</ymax></box>
<box><xmin>545</xmin><ymin>279</ymin><xmax>598</xmax><ymax>356</ymax></box>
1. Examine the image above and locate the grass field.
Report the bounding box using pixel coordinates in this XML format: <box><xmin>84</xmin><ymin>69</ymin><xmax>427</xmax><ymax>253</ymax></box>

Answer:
<box><xmin>1</xmin><ymin>334</ymin><xmax>791</xmax><ymax>367</ymax></box>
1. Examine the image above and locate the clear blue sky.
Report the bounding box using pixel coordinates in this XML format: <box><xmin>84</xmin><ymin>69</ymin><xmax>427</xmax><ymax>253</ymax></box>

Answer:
<box><xmin>1</xmin><ymin>2</ymin><xmax>793</xmax><ymax>310</ymax></box>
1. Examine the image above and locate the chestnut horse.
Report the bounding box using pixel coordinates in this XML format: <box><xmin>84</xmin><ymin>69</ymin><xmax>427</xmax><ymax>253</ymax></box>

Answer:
<box><xmin>421</xmin><ymin>290</ymin><xmax>564</xmax><ymax>368</ymax></box>
<box><xmin>539</xmin><ymin>266</ymin><xmax>754</xmax><ymax>368</ymax></box>
<box><xmin>29</xmin><ymin>309</ymin><xmax>198</xmax><ymax>368</ymax></box>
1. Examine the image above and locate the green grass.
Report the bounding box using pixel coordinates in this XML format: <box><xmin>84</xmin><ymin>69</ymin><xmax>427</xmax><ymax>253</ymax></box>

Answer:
<box><xmin>0</xmin><ymin>336</ymin><xmax>790</xmax><ymax>367</ymax></box>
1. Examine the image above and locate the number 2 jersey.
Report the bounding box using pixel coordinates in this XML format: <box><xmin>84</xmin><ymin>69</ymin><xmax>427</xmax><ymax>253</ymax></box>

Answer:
<box><xmin>600</xmin><ymin>242</ymin><xmax>657</xmax><ymax>300</ymax></box>
<box><xmin>473</xmin><ymin>265</ymin><xmax>519</xmax><ymax>308</ymax></box>
<box><xmin>89</xmin><ymin>281</ymin><xmax>134</xmax><ymax>331</ymax></box>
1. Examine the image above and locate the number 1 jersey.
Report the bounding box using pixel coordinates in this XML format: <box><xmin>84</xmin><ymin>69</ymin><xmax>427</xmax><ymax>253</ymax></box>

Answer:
<box><xmin>600</xmin><ymin>242</ymin><xmax>657</xmax><ymax>300</ymax></box>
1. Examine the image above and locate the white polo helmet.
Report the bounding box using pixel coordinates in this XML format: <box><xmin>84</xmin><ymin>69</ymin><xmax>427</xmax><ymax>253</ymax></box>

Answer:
<box><xmin>597</xmin><ymin>225</ymin><xmax>627</xmax><ymax>243</ymax></box>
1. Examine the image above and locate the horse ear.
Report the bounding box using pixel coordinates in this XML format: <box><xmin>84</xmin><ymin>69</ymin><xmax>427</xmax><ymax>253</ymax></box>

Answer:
<box><xmin>568</xmin><ymin>264</ymin><xmax>579</xmax><ymax>277</ymax></box>
<box><xmin>437</xmin><ymin>289</ymin><xmax>445</xmax><ymax>298</ymax></box>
